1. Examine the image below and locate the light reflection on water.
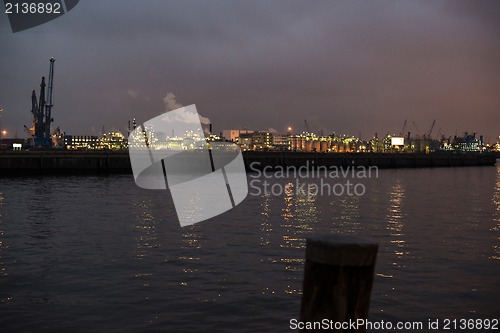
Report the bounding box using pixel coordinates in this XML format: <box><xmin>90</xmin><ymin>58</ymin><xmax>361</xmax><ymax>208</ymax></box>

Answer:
<box><xmin>491</xmin><ymin>166</ymin><xmax>500</xmax><ymax>260</ymax></box>
<box><xmin>258</xmin><ymin>182</ymin><xmax>306</xmax><ymax>296</ymax></box>
<box><xmin>133</xmin><ymin>199</ymin><xmax>160</xmax><ymax>259</ymax></box>
<box><xmin>259</xmin><ymin>191</ymin><xmax>272</xmax><ymax>247</ymax></box>
<box><xmin>386</xmin><ymin>182</ymin><xmax>408</xmax><ymax>267</ymax></box>
<box><xmin>375</xmin><ymin>181</ymin><xmax>406</xmax><ymax>282</ymax></box>
<box><xmin>0</xmin><ymin>192</ymin><xmax>6</xmax><ymax>281</ymax></box>
<box><xmin>333</xmin><ymin>195</ymin><xmax>362</xmax><ymax>234</ymax></box>
<box><xmin>131</xmin><ymin>198</ymin><xmax>160</xmax><ymax>292</ymax></box>
<box><xmin>0</xmin><ymin>167</ymin><xmax>499</xmax><ymax>332</ymax></box>
<box><xmin>280</xmin><ymin>182</ymin><xmax>305</xmax><ymax>296</ymax></box>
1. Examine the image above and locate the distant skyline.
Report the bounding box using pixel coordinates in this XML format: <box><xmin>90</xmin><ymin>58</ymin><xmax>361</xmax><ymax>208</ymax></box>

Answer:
<box><xmin>0</xmin><ymin>0</ymin><xmax>499</xmax><ymax>142</ymax></box>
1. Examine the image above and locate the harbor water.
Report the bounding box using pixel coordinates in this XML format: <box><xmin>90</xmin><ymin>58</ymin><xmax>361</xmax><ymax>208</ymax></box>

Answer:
<box><xmin>0</xmin><ymin>165</ymin><xmax>499</xmax><ymax>332</ymax></box>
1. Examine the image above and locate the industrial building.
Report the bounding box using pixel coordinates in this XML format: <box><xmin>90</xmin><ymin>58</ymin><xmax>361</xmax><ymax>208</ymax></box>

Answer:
<box><xmin>100</xmin><ymin>132</ymin><xmax>127</xmax><ymax>150</ymax></box>
<box><xmin>290</xmin><ymin>133</ymin><xmax>364</xmax><ymax>153</ymax></box>
<box><xmin>272</xmin><ymin>134</ymin><xmax>291</xmax><ymax>150</ymax></box>
<box><xmin>63</xmin><ymin>135</ymin><xmax>99</xmax><ymax>150</ymax></box>
<box><xmin>222</xmin><ymin>129</ymin><xmax>255</xmax><ymax>143</ymax></box>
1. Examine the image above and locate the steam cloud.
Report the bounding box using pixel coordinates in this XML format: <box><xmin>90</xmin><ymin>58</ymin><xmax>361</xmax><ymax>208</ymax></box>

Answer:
<box><xmin>163</xmin><ymin>92</ymin><xmax>183</xmax><ymax>111</ymax></box>
<box><xmin>162</xmin><ymin>92</ymin><xmax>211</xmax><ymax>132</ymax></box>
<box><xmin>199</xmin><ymin>115</ymin><xmax>211</xmax><ymax>125</ymax></box>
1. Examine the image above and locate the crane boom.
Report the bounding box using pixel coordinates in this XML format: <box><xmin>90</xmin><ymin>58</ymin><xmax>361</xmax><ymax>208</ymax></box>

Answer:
<box><xmin>31</xmin><ymin>90</ymin><xmax>38</xmax><ymax>118</ymax></box>
<box><xmin>24</xmin><ymin>125</ymin><xmax>34</xmax><ymax>138</ymax></box>
<box><xmin>45</xmin><ymin>58</ymin><xmax>55</xmax><ymax>139</ymax></box>
<box><xmin>304</xmin><ymin>119</ymin><xmax>310</xmax><ymax>133</ymax></box>
<box><xmin>427</xmin><ymin>120</ymin><xmax>436</xmax><ymax>138</ymax></box>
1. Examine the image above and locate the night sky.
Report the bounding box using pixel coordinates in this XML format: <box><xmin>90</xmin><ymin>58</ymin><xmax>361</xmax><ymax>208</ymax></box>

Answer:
<box><xmin>1</xmin><ymin>0</ymin><xmax>499</xmax><ymax>142</ymax></box>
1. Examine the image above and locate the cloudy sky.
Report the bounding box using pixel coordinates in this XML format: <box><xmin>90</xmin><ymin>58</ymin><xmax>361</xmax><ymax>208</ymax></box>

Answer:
<box><xmin>0</xmin><ymin>0</ymin><xmax>499</xmax><ymax>142</ymax></box>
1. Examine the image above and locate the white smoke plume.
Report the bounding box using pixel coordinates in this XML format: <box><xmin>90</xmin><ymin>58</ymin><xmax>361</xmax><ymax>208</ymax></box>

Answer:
<box><xmin>161</xmin><ymin>92</ymin><xmax>211</xmax><ymax>134</ymax></box>
<box><xmin>160</xmin><ymin>108</ymin><xmax>200</xmax><ymax>124</ymax></box>
<box><xmin>199</xmin><ymin>115</ymin><xmax>211</xmax><ymax>125</ymax></box>
<box><xmin>199</xmin><ymin>116</ymin><xmax>211</xmax><ymax>136</ymax></box>
<box><xmin>163</xmin><ymin>92</ymin><xmax>183</xmax><ymax>111</ymax></box>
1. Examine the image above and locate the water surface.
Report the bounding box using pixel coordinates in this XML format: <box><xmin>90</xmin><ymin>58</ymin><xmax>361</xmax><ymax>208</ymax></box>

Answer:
<box><xmin>0</xmin><ymin>165</ymin><xmax>498</xmax><ymax>332</ymax></box>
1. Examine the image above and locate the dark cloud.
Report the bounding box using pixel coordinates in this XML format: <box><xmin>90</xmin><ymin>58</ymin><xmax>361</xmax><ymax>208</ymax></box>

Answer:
<box><xmin>0</xmin><ymin>0</ymin><xmax>499</xmax><ymax>142</ymax></box>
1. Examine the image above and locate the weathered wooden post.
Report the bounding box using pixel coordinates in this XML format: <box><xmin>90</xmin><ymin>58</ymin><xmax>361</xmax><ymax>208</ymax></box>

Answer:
<box><xmin>300</xmin><ymin>235</ymin><xmax>378</xmax><ymax>332</ymax></box>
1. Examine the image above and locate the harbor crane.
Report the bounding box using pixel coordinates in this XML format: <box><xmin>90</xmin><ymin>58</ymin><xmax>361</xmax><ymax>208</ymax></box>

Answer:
<box><xmin>29</xmin><ymin>58</ymin><xmax>55</xmax><ymax>148</ymax></box>
<box><xmin>427</xmin><ymin>120</ymin><xmax>436</xmax><ymax>139</ymax></box>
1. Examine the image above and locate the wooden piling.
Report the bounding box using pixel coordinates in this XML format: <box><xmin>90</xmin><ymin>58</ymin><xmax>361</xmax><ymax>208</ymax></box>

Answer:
<box><xmin>300</xmin><ymin>235</ymin><xmax>378</xmax><ymax>332</ymax></box>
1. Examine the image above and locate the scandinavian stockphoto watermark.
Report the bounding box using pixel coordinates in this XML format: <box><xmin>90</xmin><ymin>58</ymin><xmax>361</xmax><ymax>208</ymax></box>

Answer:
<box><xmin>128</xmin><ymin>104</ymin><xmax>248</xmax><ymax>227</ymax></box>
<box><xmin>4</xmin><ymin>0</ymin><xmax>80</xmax><ymax>33</ymax></box>
<box><xmin>248</xmin><ymin>161</ymin><xmax>378</xmax><ymax>199</ymax></box>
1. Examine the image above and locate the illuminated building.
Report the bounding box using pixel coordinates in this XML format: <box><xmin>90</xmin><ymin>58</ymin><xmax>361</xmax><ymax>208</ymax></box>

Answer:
<box><xmin>250</xmin><ymin>131</ymin><xmax>273</xmax><ymax>151</ymax></box>
<box><xmin>63</xmin><ymin>135</ymin><xmax>99</xmax><ymax>150</ymax></box>
<box><xmin>222</xmin><ymin>129</ymin><xmax>255</xmax><ymax>143</ymax></box>
<box><xmin>238</xmin><ymin>133</ymin><xmax>253</xmax><ymax>150</ymax></box>
<box><xmin>272</xmin><ymin>134</ymin><xmax>291</xmax><ymax>150</ymax></box>
<box><xmin>100</xmin><ymin>132</ymin><xmax>127</xmax><ymax>150</ymax></box>
<box><xmin>441</xmin><ymin>133</ymin><xmax>484</xmax><ymax>152</ymax></box>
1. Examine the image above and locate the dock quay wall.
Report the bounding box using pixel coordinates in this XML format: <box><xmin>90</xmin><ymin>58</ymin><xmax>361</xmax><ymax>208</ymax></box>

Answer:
<box><xmin>243</xmin><ymin>152</ymin><xmax>496</xmax><ymax>170</ymax></box>
<box><xmin>0</xmin><ymin>151</ymin><xmax>496</xmax><ymax>176</ymax></box>
<box><xmin>0</xmin><ymin>151</ymin><xmax>131</xmax><ymax>175</ymax></box>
